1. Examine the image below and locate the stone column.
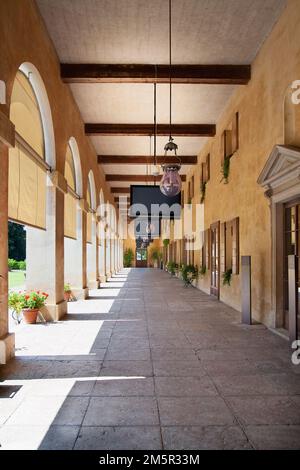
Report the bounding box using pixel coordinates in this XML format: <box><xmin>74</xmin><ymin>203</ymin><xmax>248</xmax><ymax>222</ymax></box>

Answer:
<box><xmin>26</xmin><ymin>171</ymin><xmax>67</xmax><ymax>321</ymax></box>
<box><xmin>99</xmin><ymin>221</ymin><xmax>106</xmax><ymax>284</ymax></box>
<box><xmin>87</xmin><ymin>214</ymin><xmax>99</xmax><ymax>289</ymax></box>
<box><xmin>105</xmin><ymin>229</ymin><xmax>111</xmax><ymax>278</ymax></box>
<box><xmin>64</xmin><ymin>198</ymin><xmax>88</xmax><ymax>300</ymax></box>
<box><xmin>0</xmin><ymin>112</ymin><xmax>16</xmax><ymax>363</ymax></box>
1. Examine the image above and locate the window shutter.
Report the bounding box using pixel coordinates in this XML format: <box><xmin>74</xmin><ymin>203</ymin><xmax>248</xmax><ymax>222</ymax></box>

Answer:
<box><xmin>232</xmin><ymin>217</ymin><xmax>240</xmax><ymax>274</ymax></box>
<box><xmin>232</xmin><ymin>112</ymin><xmax>239</xmax><ymax>153</ymax></box>
<box><xmin>220</xmin><ymin>222</ymin><xmax>226</xmax><ymax>273</ymax></box>
<box><xmin>64</xmin><ymin>192</ymin><xmax>77</xmax><ymax>239</ymax></box>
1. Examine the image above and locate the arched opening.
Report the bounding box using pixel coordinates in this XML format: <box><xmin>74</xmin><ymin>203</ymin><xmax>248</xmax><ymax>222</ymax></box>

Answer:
<box><xmin>86</xmin><ymin>171</ymin><xmax>99</xmax><ymax>288</ymax></box>
<box><xmin>98</xmin><ymin>190</ymin><xmax>106</xmax><ymax>282</ymax></box>
<box><xmin>8</xmin><ymin>64</ymin><xmax>58</xmax><ymax>322</ymax></box>
<box><xmin>105</xmin><ymin>202</ymin><xmax>112</xmax><ymax>278</ymax></box>
<box><xmin>64</xmin><ymin>138</ymin><xmax>84</xmax><ymax>299</ymax></box>
<box><xmin>284</xmin><ymin>84</ymin><xmax>300</xmax><ymax>147</ymax></box>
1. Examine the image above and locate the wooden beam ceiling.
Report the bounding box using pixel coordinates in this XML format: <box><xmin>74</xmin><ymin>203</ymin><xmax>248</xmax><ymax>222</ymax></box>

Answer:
<box><xmin>61</xmin><ymin>64</ymin><xmax>251</xmax><ymax>85</ymax></box>
<box><xmin>106</xmin><ymin>174</ymin><xmax>186</xmax><ymax>182</ymax></box>
<box><xmin>111</xmin><ymin>187</ymin><xmax>131</xmax><ymax>193</ymax></box>
<box><xmin>86</xmin><ymin>123</ymin><xmax>215</xmax><ymax>137</ymax></box>
<box><xmin>98</xmin><ymin>155</ymin><xmax>197</xmax><ymax>165</ymax></box>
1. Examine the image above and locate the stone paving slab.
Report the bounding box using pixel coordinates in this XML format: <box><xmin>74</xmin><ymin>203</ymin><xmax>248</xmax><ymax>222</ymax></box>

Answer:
<box><xmin>0</xmin><ymin>268</ymin><xmax>299</xmax><ymax>449</ymax></box>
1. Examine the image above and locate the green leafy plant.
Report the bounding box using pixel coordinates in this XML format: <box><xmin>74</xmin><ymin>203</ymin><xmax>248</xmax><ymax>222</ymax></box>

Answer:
<box><xmin>167</xmin><ymin>261</ymin><xmax>177</xmax><ymax>275</ymax></box>
<box><xmin>8</xmin><ymin>258</ymin><xmax>18</xmax><ymax>271</ymax></box>
<box><xmin>200</xmin><ymin>182</ymin><xmax>206</xmax><ymax>204</ymax></box>
<box><xmin>8</xmin><ymin>259</ymin><xmax>26</xmax><ymax>271</ymax></box>
<box><xmin>149</xmin><ymin>248</ymin><xmax>162</xmax><ymax>267</ymax></box>
<box><xmin>180</xmin><ymin>264</ymin><xmax>198</xmax><ymax>287</ymax></box>
<box><xmin>10</xmin><ymin>291</ymin><xmax>48</xmax><ymax>310</ymax></box>
<box><xmin>8</xmin><ymin>291</ymin><xmax>23</xmax><ymax>324</ymax></box>
<box><xmin>18</xmin><ymin>260</ymin><xmax>26</xmax><ymax>270</ymax></box>
<box><xmin>221</xmin><ymin>156</ymin><xmax>231</xmax><ymax>184</ymax></box>
<box><xmin>123</xmin><ymin>248</ymin><xmax>134</xmax><ymax>267</ymax></box>
<box><xmin>163</xmin><ymin>239</ymin><xmax>170</xmax><ymax>247</ymax></box>
<box><xmin>199</xmin><ymin>265</ymin><xmax>206</xmax><ymax>277</ymax></box>
<box><xmin>222</xmin><ymin>268</ymin><xmax>232</xmax><ymax>286</ymax></box>
<box><xmin>64</xmin><ymin>283</ymin><xmax>71</xmax><ymax>293</ymax></box>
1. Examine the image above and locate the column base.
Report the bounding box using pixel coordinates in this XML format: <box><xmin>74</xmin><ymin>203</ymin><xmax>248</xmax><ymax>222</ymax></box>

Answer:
<box><xmin>40</xmin><ymin>300</ymin><xmax>67</xmax><ymax>322</ymax></box>
<box><xmin>0</xmin><ymin>333</ymin><xmax>15</xmax><ymax>364</ymax></box>
<box><xmin>71</xmin><ymin>287</ymin><xmax>89</xmax><ymax>300</ymax></box>
<box><xmin>99</xmin><ymin>275</ymin><xmax>107</xmax><ymax>284</ymax></box>
<box><xmin>106</xmin><ymin>271</ymin><xmax>112</xmax><ymax>279</ymax></box>
<box><xmin>88</xmin><ymin>280</ymin><xmax>100</xmax><ymax>289</ymax></box>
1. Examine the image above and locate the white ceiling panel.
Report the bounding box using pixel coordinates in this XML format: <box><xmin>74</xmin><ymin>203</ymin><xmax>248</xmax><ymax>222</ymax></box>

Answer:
<box><xmin>37</xmin><ymin>0</ymin><xmax>286</xmax><ymax>65</ymax></box>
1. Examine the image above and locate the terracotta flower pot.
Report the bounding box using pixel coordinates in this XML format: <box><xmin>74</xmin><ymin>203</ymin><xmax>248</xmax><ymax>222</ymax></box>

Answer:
<box><xmin>64</xmin><ymin>291</ymin><xmax>71</xmax><ymax>302</ymax></box>
<box><xmin>22</xmin><ymin>308</ymin><xmax>39</xmax><ymax>324</ymax></box>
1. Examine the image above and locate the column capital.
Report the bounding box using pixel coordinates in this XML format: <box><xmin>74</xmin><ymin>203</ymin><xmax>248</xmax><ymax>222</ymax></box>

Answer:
<box><xmin>0</xmin><ymin>110</ymin><xmax>15</xmax><ymax>148</ymax></box>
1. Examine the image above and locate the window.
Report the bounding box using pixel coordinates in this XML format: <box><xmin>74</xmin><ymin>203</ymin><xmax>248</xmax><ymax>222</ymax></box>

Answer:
<box><xmin>201</xmin><ymin>153</ymin><xmax>210</xmax><ymax>185</ymax></box>
<box><xmin>221</xmin><ymin>112</ymin><xmax>239</xmax><ymax>163</ymax></box>
<box><xmin>9</xmin><ymin>71</ymin><xmax>47</xmax><ymax>229</ymax></box>
<box><xmin>188</xmin><ymin>176</ymin><xmax>194</xmax><ymax>201</ymax></box>
<box><xmin>220</xmin><ymin>218</ymin><xmax>239</xmax><ymax>274</ymax></box>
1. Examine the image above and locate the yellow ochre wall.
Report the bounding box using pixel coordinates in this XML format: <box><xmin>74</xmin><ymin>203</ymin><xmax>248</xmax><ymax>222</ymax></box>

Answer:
<box><xmin>0</xmin><ymin>0</ymin><xmax>115</xmax><ymax>208</ymax></box>
<box><xmin>182</xmin><ymin>0</ymin><xmax>300</xmax><ymax>326</ymax></box>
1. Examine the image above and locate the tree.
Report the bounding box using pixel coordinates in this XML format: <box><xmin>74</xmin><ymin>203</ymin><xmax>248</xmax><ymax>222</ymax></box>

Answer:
<box><xmin>8</xmin><ymin>221</ymin><xmax>26</xmax><ymax>261</ymax></box>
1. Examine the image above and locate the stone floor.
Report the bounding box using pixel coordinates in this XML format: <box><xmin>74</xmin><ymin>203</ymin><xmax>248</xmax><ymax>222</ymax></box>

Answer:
<box><xmin>0</xmin><ymin>268</ymin><xmax>300</xmax><ymax>450</ymax></box>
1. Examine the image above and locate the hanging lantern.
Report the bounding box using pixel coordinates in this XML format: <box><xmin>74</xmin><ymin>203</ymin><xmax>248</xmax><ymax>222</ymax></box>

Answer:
<box><xmin>159</xmin><ymin>0</ymin><xmax>182</xmax><ymax>197</ymax></box>
<box><xmin>160</xmin><ymin>137</ymin><xmax>181</xmax><ymax>197</ymax></box>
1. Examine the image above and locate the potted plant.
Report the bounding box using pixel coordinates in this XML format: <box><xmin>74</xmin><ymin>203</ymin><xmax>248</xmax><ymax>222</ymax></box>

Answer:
<box><xmin>181</xmin><ymin>264</ymin><xmax>199</xmax><ymax>287</ymax></box>
<box><xmin>222</xmin><ymin>268</ymin><xmax>232</xmax><ymax>286</ymax></box>
<box><xmin>167</xmin><ymin>261</ymin><xmax>177</xmax><ymax>276</ymax></box>
<box><xmin>149</xmin><ymin>248</ymin><xmax>162</xmax><ymax>268</ymax></box>
<box><xmin>163</xmin><ymin>239</ymin><xmax>170</xmax><ymax>247</ymax></box>
<box><xmin>123</xmin><ymin>248</ymin><xmax>134</xmax><ymax>267</ymax></box>
<box><xmin>64</xmin><ymin>283</ymin><xmax>72</xmax><ymax>302</ymax></box>
<box><xmin>8</xmin><ymin>291</ymin><xmax>23</xmax><ymax>324</ymax></box>
<box><xmin>17</xmin><ymin>291</ymin><xmax>49</xmax><ymax>324</ymax></box>
<box><xmin>199</xmin><ymin>265</ymin><xmax>207</xmax><ymax>277</ymax></box>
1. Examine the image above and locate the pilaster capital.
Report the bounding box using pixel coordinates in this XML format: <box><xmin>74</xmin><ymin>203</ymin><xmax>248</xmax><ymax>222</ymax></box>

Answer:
<box><xmin>0</xmin><ymin>110</ymin><xmax>15</xmax><ymax>148</ymax></box>
<box><xmin>78</xmin><ymin>198</ymin><xmax>89</xmax><ymax>213</ymax></box>
<box><xmin>48</xmin><ymin>170</ymin><xmax>68</xmax><ymax>194</ymax></box>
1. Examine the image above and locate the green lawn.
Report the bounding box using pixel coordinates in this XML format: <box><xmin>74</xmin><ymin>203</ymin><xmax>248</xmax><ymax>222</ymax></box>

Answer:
<box><xmin>9</xmin><ymin>271</ymin><xmax>26</xmax><ymax>289</ymax></box>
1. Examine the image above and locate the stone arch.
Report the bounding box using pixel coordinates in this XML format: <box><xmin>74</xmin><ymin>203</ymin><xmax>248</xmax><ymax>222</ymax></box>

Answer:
<box><xmin>68</xmin><ymin>137</ymin><xmax>83</xmax><ymax>197</ymax></box>
<box><xmin>18</xmin><ymin>62</ymin><xmax>55</xmax><ymax>168</ymax></box>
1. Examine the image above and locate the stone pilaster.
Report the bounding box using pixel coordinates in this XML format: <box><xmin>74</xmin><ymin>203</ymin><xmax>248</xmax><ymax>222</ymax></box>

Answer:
<box><xmin>26</xmin><ymin>171</ymin><xmax>67</xmax><ymax>321</ymax></box>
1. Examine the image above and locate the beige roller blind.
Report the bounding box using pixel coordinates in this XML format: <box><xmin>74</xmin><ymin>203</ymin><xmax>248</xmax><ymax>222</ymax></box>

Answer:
<box><xmin>64</xmin><ymin>144</ymin><xmax>77</xmax><ymax>239</ymax></box>
<box><xmin>10</xmin><ymin>71</ymin><xmax>44</xmax><ymax>159</ymax></box>
<box><xmin>86</xmin><ymin>211</ymin><xmax>92</xmax><ymax>244</ymax></box>
<box><xmin>8</xmin><ymin>143</ymin><xmax>46</xmax><ymax>229</ymax></box>
<box><xmin>64</xmin><ymin>192</ymin><xmax>77</xmax><ymax>239</ymax></box>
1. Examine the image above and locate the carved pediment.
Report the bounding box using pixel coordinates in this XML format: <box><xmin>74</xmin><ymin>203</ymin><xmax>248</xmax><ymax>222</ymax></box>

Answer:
<box><xmin>257</xmin><ymin>145</ymin><xmax>300</xmax><ymax>189</ymax></box>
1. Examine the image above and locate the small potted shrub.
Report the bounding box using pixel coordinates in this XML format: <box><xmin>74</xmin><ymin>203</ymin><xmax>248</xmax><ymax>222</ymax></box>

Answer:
<box><xmin>222</xmin><ymin>268</ymin><xmax>232</xmax><ymax>286</ymax></box>
<box><xmin>167</xmin><ymin>261</ymin><xmax>177</xmax><ymax>276</ymax></box>
<box><xmin>64</xmin><ymin>283</ymin><xmax>72</xmax><ymax>302</ymax></box>
<box><xmin>123</xmin><ymin>248</ymin><xmax>134</xmax><ymax>267</ymax></box>
<box><xmin>8</xmin><ymin>291</ymin><xmax>23</xmax><ymax>324</ymax></box>
<box><xmin>18</xmin><ymin>291</ymin><xmax>48</xmax><ymax>324</ymax></box>
<box><xmin>181</xmin><ymin>264</ymin><xmax>199</xmax><ymax>287</ymax></box>
<box><xmin>150</xmin><ymin>249</ymin><xmax>162</xmax><ymax>268</ymax></box>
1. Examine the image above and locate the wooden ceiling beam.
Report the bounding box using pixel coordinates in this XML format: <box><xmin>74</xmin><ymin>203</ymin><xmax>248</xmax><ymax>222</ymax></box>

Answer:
<box><xmin>86</xmin><ymin>123</ymin><xmax>215</xmax><ymax>137</ymax></box>
<box><xmin>61</xmin><ymin>63</ymin><xmax>251</xmax><ymax>85</ymax></box>
<box><xmin>106</xmin><ymin>174</ymin><xmax>186</xmax><ymax>182</ymax></box>
<box><xmin>98</xmin><ymin>155</ymin><xmax>197</xmax><ymax>165</ymax></box>
<box><xmin>110</xmin><ymin>187</ymin><xmax>131</xmax><ymax>194</ymax></box>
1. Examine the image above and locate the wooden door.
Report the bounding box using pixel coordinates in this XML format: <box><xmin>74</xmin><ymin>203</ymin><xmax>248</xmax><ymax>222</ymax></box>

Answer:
<box><xmin>284</xmin><ymin>201</ymin><xmax>300</xmax><ymax>334</ymax></box>
<box><xmin>210</xmin><ymin>221</ymin><xmax>220</xmax><ymax>298</ymax></box>
<box><xmin>136</xmin><ymin>248</ymin><xmax>148</xmax><ymax>268</ymax></box>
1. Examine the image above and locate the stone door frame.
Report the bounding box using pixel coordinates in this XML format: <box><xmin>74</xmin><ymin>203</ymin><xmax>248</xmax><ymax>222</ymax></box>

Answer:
<box><xmin>258</xmin><ymin>145</ymin><xmax>300</xmax><ymax>330</ymax></box>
